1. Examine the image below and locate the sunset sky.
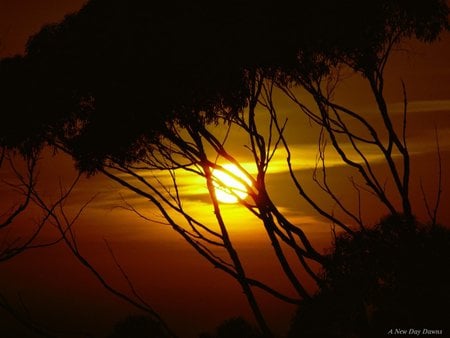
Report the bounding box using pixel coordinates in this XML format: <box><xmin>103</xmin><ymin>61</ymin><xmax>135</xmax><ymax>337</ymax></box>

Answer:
<box><xmin>1</xmin><ymin>1</ymin><xmax>450</xmax><ymax>337</ymax></box>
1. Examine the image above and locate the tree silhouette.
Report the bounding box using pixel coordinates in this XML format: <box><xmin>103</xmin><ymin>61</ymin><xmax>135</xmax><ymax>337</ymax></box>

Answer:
<box><xmin>0</xmin><ymin>0</ymin><xmax>448</xmax><ymax>336</ymax></box>
<box><xmin>108</xmin><ymin>315</ymin><xmax>170</xmax><ymax>338</ymax></box>
<box><xmin>0</xmin><ymin>150</ymin><xmax>77</xmax><ymax>337</ymax></box>
<box><xmin>0</xmin><ymin>152</ymin><xmax>174</xmax><ymax>337</ymax></box>
<box><xmin>199</xmin><ymin>316</ymin><xmax>261</xmax><ymax>338</ymax></box>
<box><xmin>288</xmin><ymin>215</ymin><xmax>450</xmax><ymax>338</ymax></box>
<box><xmin>0</xmin><ymin>152</ymin><xmax>39</xmax><ymax>262</ymax></box>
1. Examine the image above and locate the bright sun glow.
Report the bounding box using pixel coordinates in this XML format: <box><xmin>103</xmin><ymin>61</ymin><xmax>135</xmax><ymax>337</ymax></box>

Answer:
<box><xmin>212</xmin><ymin>164</ymin><xmax>252</xmax><ymax>204</ymax></box>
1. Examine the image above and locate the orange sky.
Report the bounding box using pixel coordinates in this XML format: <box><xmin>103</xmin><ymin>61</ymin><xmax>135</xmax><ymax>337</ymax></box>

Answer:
<box><xmin>1</xmin><ymin>2</ymin><xmax>450</xmax><ymax>337</ymax></box>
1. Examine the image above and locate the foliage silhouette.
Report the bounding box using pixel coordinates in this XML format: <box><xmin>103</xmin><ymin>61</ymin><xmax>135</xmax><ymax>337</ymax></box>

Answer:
<box><xmin>198</xmin><ymin>317</ymin><xmax>261</xmax><ymax>338</ymax></box>
<box><xmin>288</xmin><ymin>215</ymin><xmax>450</xmax><ymax>338</ymax></box>
<box><xmin>0</xmin><ymin>0</ymin><xmax>447</xmax><ymax>171</ymax></box>
<box><xmin>108</xmin><ymin>315</ymin><xmax>170</xmax><ymax>338</ymax></box>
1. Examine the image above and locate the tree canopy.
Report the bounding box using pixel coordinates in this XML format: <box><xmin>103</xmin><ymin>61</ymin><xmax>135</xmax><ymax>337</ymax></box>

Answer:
<box><xmin>288</xmin><ymin>216</ymin><xmax>450</xmax><ymax>337</ymax></box>
<box><xmin>1</xmin><ymin>0</ymin><xmax>447</xmax><ymax>171</ymax></box>
<box><xmin>0</xmin><ymin>0</ymin><xmax>448</xmax><ymax>170</ymax></box>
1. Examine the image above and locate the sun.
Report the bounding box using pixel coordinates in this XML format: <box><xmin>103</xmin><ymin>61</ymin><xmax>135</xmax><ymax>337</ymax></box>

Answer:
<box><xmin>212</xmin><ymin>164</ymin><xmax>252</xmax><ymax>204</ymax></box>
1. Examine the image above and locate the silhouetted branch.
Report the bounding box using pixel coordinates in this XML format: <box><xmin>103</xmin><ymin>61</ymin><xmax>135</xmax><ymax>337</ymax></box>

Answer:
<box><xmin>263</xmin><ymin>84</ymin><xmax>356</xmax><ymax>234</ymax></box>
<box><xmin>30</xmin><ymin>181</ymin><xmax>178</xmax><ymax>338</ymax></box>
<box><xmin>0</xmin><ymin>154</ymin><xmax>85</xmax><ymax>336</ymax></box>
<box><xmin>0</xmin><ymin>153</ymin><xmax>70</xmax><ymax>262</ymax></box>
<box><xmin>420</xmin><ymin>127</ymin><xmax>443</xmax><ymax>226</ymax></box>
<box><xmin>0</xmin><ymin>293</ymin><xmax>56</xmax><ymax>338</ymax></box>
<box><xmin>0</xmin><ymin>154</ymin><xmax>35</xmax><ymax>230</ymax></box>
<box><xmin>99</xmin><ymin>167</ymin><xmax>298</xmax><ymax>307</ymax></box>
<box><xmin>312</xmin><ymin>129</ymin><xmax>365</xmax><ymax>229</ymax></box>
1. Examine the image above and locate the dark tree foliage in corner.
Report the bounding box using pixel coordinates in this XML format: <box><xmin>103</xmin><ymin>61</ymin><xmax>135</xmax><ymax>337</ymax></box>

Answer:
<box><xmin>288</xmin><ymin>215</ymin><xmax>450</xmax><ymax>338</ymax></box>
<box><xmin>0</xmin><ymin>0</ymin><xmax>447</xmax><ymax>172</ymax></box>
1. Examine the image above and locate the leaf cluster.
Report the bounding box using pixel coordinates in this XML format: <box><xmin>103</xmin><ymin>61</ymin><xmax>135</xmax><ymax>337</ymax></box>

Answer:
<box><xmin>0</xmin><ymin>0</ymin><xmax>448</xmax><ymax>172</ymax></box>
<box><xmin>288</xmin><ymin>215</ymin><xmax>450</xmax><ymax>337</ymax></box>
